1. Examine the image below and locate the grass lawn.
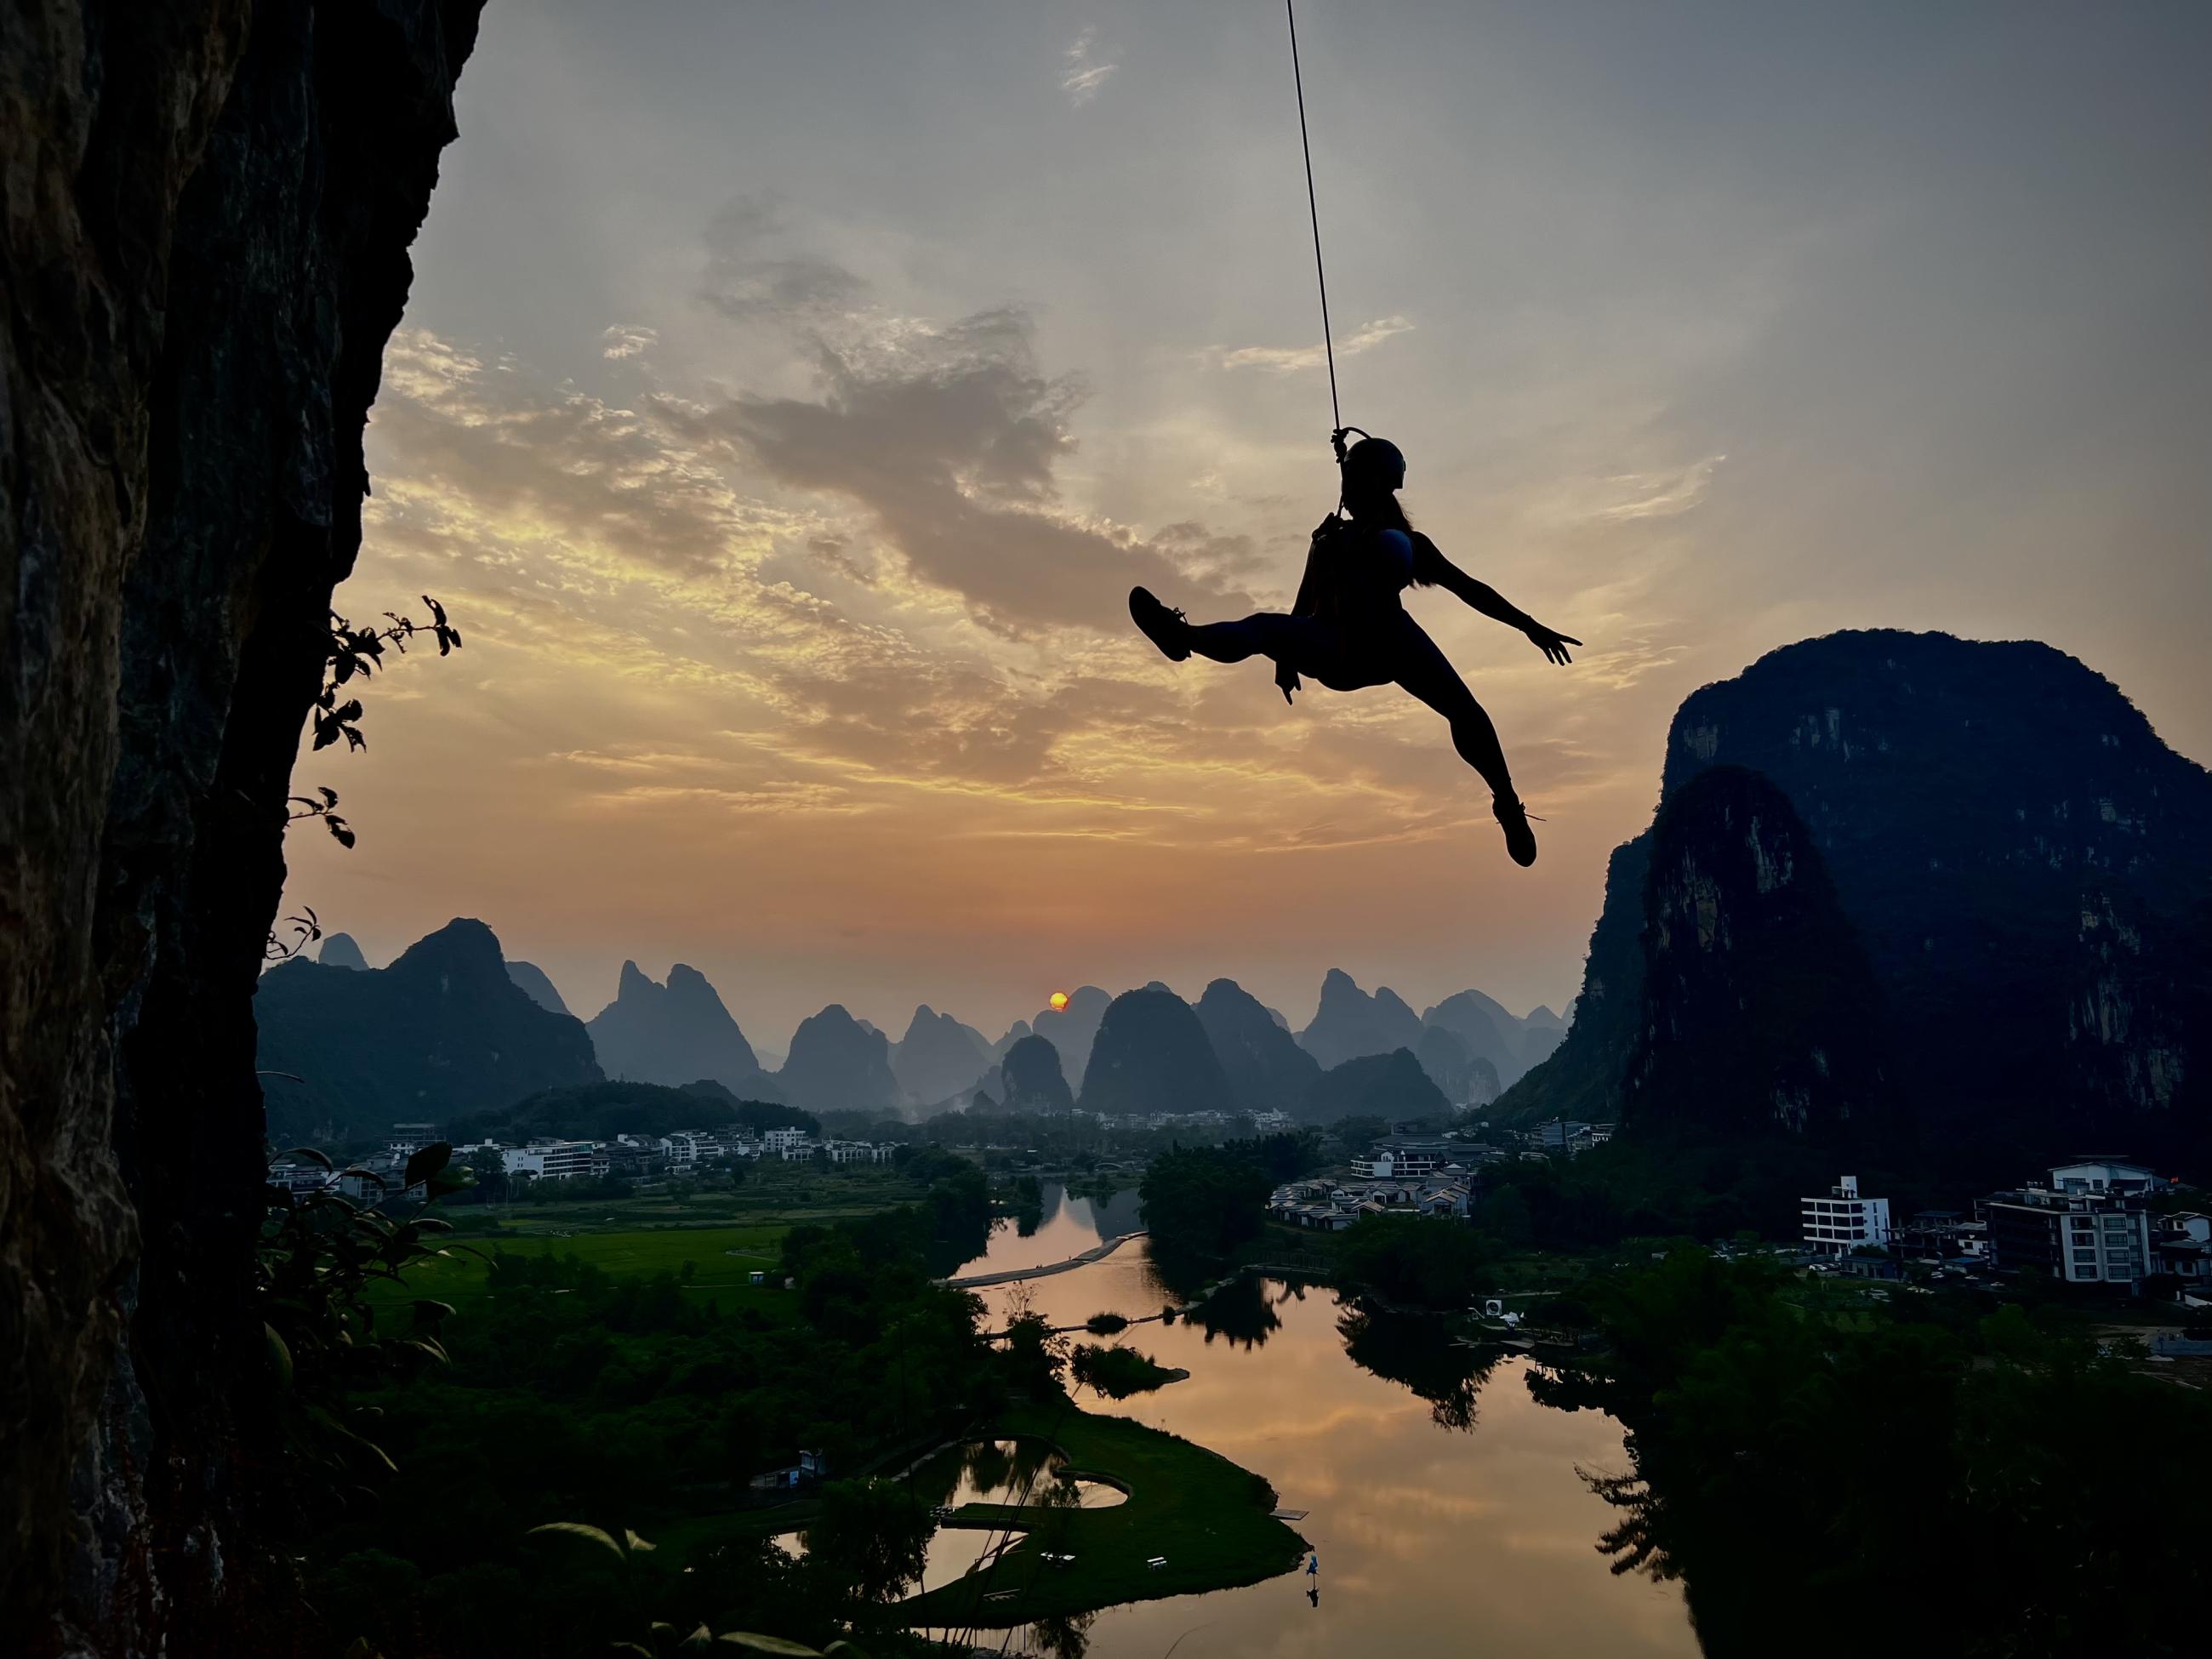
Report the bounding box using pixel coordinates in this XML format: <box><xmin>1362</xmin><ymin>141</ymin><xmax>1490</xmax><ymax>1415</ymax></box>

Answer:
<box><xmin>366</xmin><ymin>1222</ymin><xmax>801</xmax><ymax>1320</ymax></box>
<box><xmin>899</xmin><ymin>1400</ymin><xmax>1308</xmax><ymax>1629</ymax></box>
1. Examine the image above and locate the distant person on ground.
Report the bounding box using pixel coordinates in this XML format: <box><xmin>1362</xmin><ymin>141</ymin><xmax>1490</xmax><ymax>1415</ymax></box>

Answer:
<box><xmin>1130</xmin><ymin>432</ymin><xmax>1579</xmax><ymax>866</ymax></box>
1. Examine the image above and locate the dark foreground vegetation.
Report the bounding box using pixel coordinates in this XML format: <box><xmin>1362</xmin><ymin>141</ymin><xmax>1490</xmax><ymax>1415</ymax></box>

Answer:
<box><xmin>302</xmin><ymin>1159</ymin><xmax>1000</xmax><ymax>1656</ymax></box>
<box><xmin>1536</xmin><ymin>1250</ymin><xmax>2212</xmax><ymax>1656</ymax></box>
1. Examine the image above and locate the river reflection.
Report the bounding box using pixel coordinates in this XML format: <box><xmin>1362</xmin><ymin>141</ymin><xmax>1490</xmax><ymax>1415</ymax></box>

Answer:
<box><xmin>950</xmin><ymin>1181</ymin><xmax>1146</xmax><ymax>1278</ymax></box>
<box><xmin>950</xmin><ymin>1243</ymin><xmax>1697</xmax><ymax>1658</ymax></box>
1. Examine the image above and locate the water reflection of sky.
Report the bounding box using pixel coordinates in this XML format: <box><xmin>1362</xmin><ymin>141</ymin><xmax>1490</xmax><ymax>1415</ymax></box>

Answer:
<box><xmin>898</xmin><ymin>1440</ymin><xmax>1127</xmax><ymax>1600</ymax></box>
<box><xmin>951</xmin><ymin>1228</ymin><xmax>1697</xmax><ymax>1659</ymax></box>
<box><xmin>950</xmin><ymin>1181</ymin><xmax>1146</xmax><ymax>1278</ymax></box>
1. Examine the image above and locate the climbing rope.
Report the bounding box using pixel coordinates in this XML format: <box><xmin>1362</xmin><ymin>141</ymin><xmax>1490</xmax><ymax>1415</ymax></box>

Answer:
<box><xmin>1285</xmin><ymin>0</ymin><xmax>1343</xmax><ymax>445</ymax></box>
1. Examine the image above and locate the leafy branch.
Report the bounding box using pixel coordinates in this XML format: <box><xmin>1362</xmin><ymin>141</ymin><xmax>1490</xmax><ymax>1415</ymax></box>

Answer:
<box><xmin>259</xmin><ymin>1141</ymin><xmax>477</xmax><ymax>1509</ymax></box>
<box><xmin>311</xmin><ymin>594</ymin><xmax>462</xmax><ymax>756</ymax></box>
<box><xmin>269</xmin><ymin>594</ymin><xmax>461</xmax><ymax>958</ymax></box>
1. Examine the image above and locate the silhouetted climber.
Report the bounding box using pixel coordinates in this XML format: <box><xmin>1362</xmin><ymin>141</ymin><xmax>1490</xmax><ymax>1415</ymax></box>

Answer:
<box><xmin>1129</xmin><ymin>432</ymin><xmax>1579</xmax><ymax>865</ymax></box>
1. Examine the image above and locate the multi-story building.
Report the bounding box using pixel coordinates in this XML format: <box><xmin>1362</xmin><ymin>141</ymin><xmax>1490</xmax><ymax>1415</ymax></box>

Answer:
<box><xmin>824</xmin><ymin>1140</ymin><xmax>893</xmax><ymax>1166</ymax></box>
<box><xmin>502</xmin><ymin>1139</ymin><xmax>597</xmax><ymax>1181</ymax></box>
<box><xmin>1801</xmin><ymin>1175</ymin><xmax>1892</xmax><ymax>1257</ymax></box>
<box><xmin>761</xmin><ymin>1127</ymin><xmax>811</xmax><ymax>1156</ymax></box>
<box><xmin>1981</xmin><ymin>1162</ymin><xmax>2157</xmax><ymax>1288</ymax></box>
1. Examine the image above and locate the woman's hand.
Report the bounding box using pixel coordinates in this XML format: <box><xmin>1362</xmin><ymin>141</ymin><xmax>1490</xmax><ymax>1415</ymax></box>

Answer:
<box><xmin>1275</xmin><ymin>661</ymin><xmax>1303</xmax><ymax>704</ymax></box>
<box><xmin>1524</xmin><ymin>621</ymin><xmax>1582</xmax><ymax>665</ymax></box>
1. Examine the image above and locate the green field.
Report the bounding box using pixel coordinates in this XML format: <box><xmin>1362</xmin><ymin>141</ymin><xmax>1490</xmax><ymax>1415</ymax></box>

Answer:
<box><xmin>379</xmin><ymin>1222</ymin><xmax>795</xmax><ymax>1312</ymax></box>
<box><xmin>901</xmin><ymin>1402</ymin><xmax>1308</xmax><ymax>1628</ymax></box>
<box><xmin>372</xmin><ymin>1170</ymin><xmax>938</xmax><ymax>1315</ymax></box>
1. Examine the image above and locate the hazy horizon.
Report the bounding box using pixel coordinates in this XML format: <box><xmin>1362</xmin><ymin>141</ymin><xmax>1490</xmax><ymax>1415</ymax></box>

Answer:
<box><xmin>282</xmin><ymin>2</ymin><xmax>2212</xmax><ymax>1054</ymax></box>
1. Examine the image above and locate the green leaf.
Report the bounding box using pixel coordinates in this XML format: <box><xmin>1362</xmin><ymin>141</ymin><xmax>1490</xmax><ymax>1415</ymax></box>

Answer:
<box><xmin>403</xmin><ymin>1142</ymin><xmax>452</xmax><ymax>1189</ymax></box>
<box><xmin>527</xmin><ymin>1521</ymin><xmax>626</xmax><ymax>1560</ymax></box>
<box><xmin>426</xmin><ymin>1166</ymin><xmax>474</xmax><ymax>1198</ymax></box>
<box><xmin>624</xmin><ymin>1529</ymin><xmax>658</xmax><ymax>1554</ymax></box>
<box><xmin>265</xmin><ymin>1323</ymin><xmax>294</xmax><ymax>1390</ymax></box>
<box><xmin>275</xmin><ymin>1146</ymin><xmax>334</xmax><ymax>1171</ymax></box>
<box><xmin>715</xmin><ymin>1638</ymin><xmax>824</xmax><ymax>1656</ymax></box>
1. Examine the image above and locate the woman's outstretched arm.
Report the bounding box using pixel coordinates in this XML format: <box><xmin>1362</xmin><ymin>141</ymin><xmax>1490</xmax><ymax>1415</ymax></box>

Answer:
<box><xmin>1411</xmin><ymin>534</ymin><xmax>1582</xmax><ymax>665</ymax></box>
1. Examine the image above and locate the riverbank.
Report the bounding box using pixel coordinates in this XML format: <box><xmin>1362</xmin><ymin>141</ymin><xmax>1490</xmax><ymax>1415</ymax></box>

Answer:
<box><xmin>900</xmin><ymin>1400</ymin><xmax>1308</xmax><ymax>1630</ymax></box>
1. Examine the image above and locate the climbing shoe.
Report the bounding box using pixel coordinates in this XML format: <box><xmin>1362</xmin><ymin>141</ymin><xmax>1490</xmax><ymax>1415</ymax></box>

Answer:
<box><xmin>1129</xmin><ymin>586</ymin><xmax>1191</xmax><ymax>662</ymax></box>
<box><xmin>1493</xmin><ymin>793</ymin><xmax>1538</xmax><ymax>868</ymax></box>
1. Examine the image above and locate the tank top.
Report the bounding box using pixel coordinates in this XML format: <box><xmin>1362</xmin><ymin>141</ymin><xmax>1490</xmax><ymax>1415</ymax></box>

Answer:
<box><xmin>1309</xmin><ymin>516</ymin><xmax>1417</xmax><ymax>626</ymax></box>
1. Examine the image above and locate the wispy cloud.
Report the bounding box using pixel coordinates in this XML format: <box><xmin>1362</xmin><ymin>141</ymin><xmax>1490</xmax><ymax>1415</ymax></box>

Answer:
<box><xmin>1062</xmin><ymin>26</ymin><xmax>1118</xmax><ymax>106</ymax></box>
<box><xmin>1592</xmin><ymin>453</ymin><xmax>1727</xmax><ymax>522</ymax></box>
<box><xmin>1217</xmin><ymin>315</ymin><xmax>1415</xmax><ymax>373</ymax></box>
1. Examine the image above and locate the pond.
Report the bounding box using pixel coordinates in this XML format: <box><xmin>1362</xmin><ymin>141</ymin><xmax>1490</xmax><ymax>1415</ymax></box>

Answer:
<box><xmin>948</xmin><ymin>1179</ymin><xmax>1146</xmax><ymax>1279</ymax></box>
<box><xmin>917</xmin><ymin>1203</ymin><xmax>1697</xmax><ymax>1658</ymax></box>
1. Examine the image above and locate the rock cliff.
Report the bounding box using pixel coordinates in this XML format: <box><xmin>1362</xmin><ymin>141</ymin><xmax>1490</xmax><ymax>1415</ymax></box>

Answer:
<box><xmin>586</xmin><ymin>961</ymin><xmax>769</xmax><ymax>1095</ymax></box>
<box><xmin>256</xmin><ymin>920</ymin><xmax>602</xmax><ymax>1141</ymax></box>
<box><xmin>1297</xmin><ymin>968</ymin><xmax>1424</xmax><ymax>1069</ymax></box>
<box><xmin>1078</xmin><ymin>988</ymin><xmax>1234</xmax><ymax>1116</ymax></box>
<box><xmin>776</xmin><ymin>1004</ymin><xmax>901</xmax><ymax>1114</ymax></box>
<box><xmin>1499</xmin><ymin>631</ymin><xmax>2212</xmax><ymax>1169</ymax></box>
<box><xmin>1194</xmin><ymin>978</ymin><xmax>1322</xmax><ymax>1115</ymax></box>
<box><xmin>0</xmin><ymin>3</ymin><xmax>484</xmax><ymax>1643</ymax></box>
<box><xmin>889</xmin><ymin>1004</ymin><xmax>995</xmax><ymax>1106</ymax></box>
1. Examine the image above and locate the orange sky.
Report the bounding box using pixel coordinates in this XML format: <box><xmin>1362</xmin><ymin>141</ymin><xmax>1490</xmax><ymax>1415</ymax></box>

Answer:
<box><xmin>277</xmin><ymin>3</ymin><xmax>2212</xmax><ymax>1049</ymax></box>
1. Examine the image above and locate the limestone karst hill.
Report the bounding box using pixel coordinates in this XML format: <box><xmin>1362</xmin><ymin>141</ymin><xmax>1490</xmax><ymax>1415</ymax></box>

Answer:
<box><xmin>587</xmin><ymin>961</ymin><xmax>773</xmax><ymax>1096</ymax></box>
<box><xmin>258</xmin><ymin>918</ymin><xmax>601</xmax><ymax>1143</ymax></box>
<box><xmin>1498</xmin><ymin>630</ymin><xmax>2212</xmax><ymax>1173</ymax></box>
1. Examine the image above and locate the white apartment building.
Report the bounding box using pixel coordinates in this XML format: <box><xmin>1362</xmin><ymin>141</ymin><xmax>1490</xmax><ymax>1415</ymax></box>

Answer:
<box><xmin>761</xmin><ymin>1127</ymin><xmax>811</xmax><ymax>1155</ymax></box>
<box><xmin>1983</xmin><ymin>1164</ymin><xmax>2158</xmax><ymax>1287</ymax></box>
<box><xmin>824</xmin><ymin>1140</ymin><xmax>893</xmax><ymax>1166</ymax></box>
<box><xmin>1802</xmin><ymin>1175</ymin><xmax>1893</xmax><ymax>1257</ymax></box>
<box><xmin>502</xmin><ymin>1139</ymin><xmax>597</xmax><ymax>1181</ymax></box>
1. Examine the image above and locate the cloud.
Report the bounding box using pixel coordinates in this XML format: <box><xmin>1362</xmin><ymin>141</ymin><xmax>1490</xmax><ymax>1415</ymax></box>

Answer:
<box><xmin>1218</xmin><ymin>316</ymin><xmax>1415</xmax><ymax>374</ymax></box>
<box><xmin>1062</xmin><ymin>27</ymin><xmax>1118</xmax><ymax>105</ymax></box>
<box><xmin>701</xmin><ymin>196</ymin><xmax>867</xmax><ymax>322</ymax></box>
<box><xmin>601</xmin><ymin>325</ymin><xmax>658</xmax><ymax>361</ymax></box>
<box><xmin>1591</xmin><ymin>453</ymin><xmax>1726</xmax><ymax>522</ymax></box>
<box><xmin>673</xmin><ymin>237</ymin><xmax>1259</xmax><ymax>632</ymax></box>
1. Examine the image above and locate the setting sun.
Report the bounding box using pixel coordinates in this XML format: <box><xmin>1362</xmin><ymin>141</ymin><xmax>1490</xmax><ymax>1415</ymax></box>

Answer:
<box><xmin>1048</xmin><ymin>990</ymin><xmax>1070</xmax><ymax>1012</ymax></box>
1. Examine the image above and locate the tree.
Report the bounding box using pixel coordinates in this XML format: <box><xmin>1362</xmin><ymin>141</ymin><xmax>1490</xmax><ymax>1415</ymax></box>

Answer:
<box><xmin>803</xmin><ymin>1477</ymin><xmax>935</xmax><ymax>1615</ymax></box>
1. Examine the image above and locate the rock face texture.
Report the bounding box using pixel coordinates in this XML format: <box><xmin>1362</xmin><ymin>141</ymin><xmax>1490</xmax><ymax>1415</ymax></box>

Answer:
<box><xmin>1499</xmin><ymin>632</ymin><xmax>2212</xmax><ymax>1169</ymax></box>
<box><xmin>587</xmin><ymin>961</ymin><xmax>767</xmax><ymax>1094</ymax></box>
<box><xmin>0</xmin><ymin>2</ymin><xmax>484</xmax><ymax>1645</ymax></box>
<box><xmin>1297</xmin><ymin>969</ymin><xmax>1424</xmax><ymax>1070</ymax></box>
<box><xmin>1079</xmin><ymin>989</ymin><xmax>1234</xmax><ymax>1116</ymax></box>
<box><xmin>890</xmin><ymin>1004</ymin><xmax>994</xmax><ymax>1107</ymax></box>
<box><xmin>1413</xmin><ymin>1023</ymin><xmax>1500</xmax><ymax>1107</ymax></box>
<box><xmin>1194</xmin><ymin>978</ymin><xmax>1322</xmax><ymax>1115</ymax></box>
<box><xmin>1623</xmin><ymin>767</ymin><xmax>1893</xmax><ymax>1141</ymax></box>
<box><xmin>776</xmin><ymin>1004</ymin><xmax>901</xmax><ymax>1114</ymax></box>
<box><xmin>256</xmin><ymin>920</ymin><xmax>602</xmax><ymax>1141</ymax></box>
<box><xmin>997</xmin><ymin>1033</ymin><xmax>1075</xmax><ymax>1115</ymax></box>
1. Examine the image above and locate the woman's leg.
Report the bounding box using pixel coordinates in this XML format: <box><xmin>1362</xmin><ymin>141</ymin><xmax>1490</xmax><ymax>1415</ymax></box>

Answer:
<box><xmin>1184</xmin><ymin>612</ymin><xmax>1331</xmax><ymax>669</ymax></box>
<box><xmin>1388</xmin><ymin>619</ymin><xmax>1514</xmax><ymax>799</ymax></box>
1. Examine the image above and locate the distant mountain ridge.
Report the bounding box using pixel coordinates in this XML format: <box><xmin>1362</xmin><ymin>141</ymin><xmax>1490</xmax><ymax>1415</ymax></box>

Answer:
<box><xmin>777</xmin><ymin>1003</ymin><xmax>900</xmax><ymax>1114</ymax></box>
<box><xmin>256</xmin><ymin>918</ymin><xmax>601</xmax><ymax>1140</ymax></box>
<box><xmin>587</xmin><ymin>961</ymin><xmax>773</xmax><ymax>1097</ymax></box>
<box><xmin>280</xmin><ymin>924</ymin><xmax>1555</xmax><ymax>1133</ymax></box>
<box><xmin>890</xmin><ymin>1005</ymin><xmax>994</xmax><ymax>1106</ymax></box>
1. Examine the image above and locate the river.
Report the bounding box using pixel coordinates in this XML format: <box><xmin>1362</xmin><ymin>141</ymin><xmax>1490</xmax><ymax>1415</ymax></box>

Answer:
<box><xmin>925</xmin><ymin>1183</ymin><xmax>1698</xmax><ymax>1657</ymax></box>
